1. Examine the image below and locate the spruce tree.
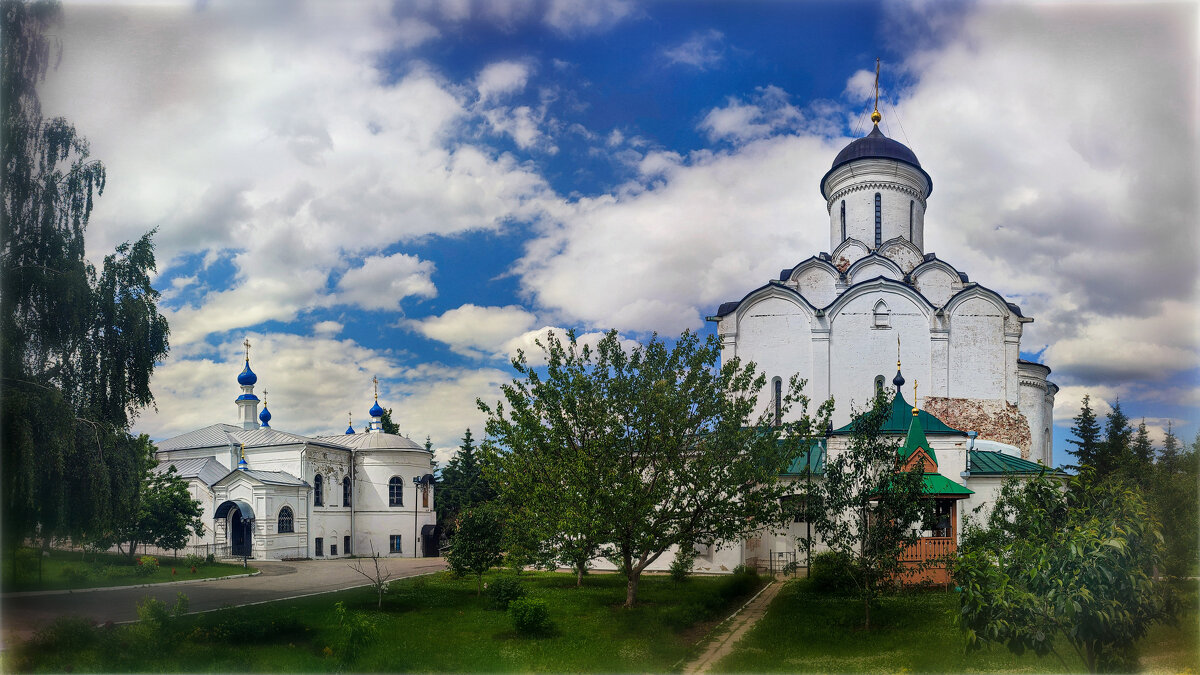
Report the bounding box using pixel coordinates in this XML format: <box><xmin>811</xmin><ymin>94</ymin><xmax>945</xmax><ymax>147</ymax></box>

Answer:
<box><xmin>1159</xmin><ymin>421</ymin><xmax>1181</xmax><ymax>470</ymax></box>
<box><xmin>1065</xmin><ymin>394</ymin><xmax>1102</xmax><ymax>472</ymax></box>
<box><xmin>435</xmin><ymin>429</ymin><xmax>494</xmax><ymax>536</ymax></box>
<box><xmin>1101</xmin><ymin>398</ymin><xmax>1132</xmax><ymax>476</ymax></box>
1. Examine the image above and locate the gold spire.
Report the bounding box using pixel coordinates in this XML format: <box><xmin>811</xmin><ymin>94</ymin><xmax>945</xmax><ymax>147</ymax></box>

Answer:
<box><xmin>240</xmin><ymin>443</ymin><xmax>246</xmax><ymax>461</ymax></box>
<box><xmin>896</xmin><ymin>334</ymin><xmax>901</xmax><ymax>370</ymax></box>
<box><xmin>871</xmin><ymin>58</ymin><xmax>882</xmax><ymax>125</ymax></box>
<box><xmin>912</xmin><ymin>380</ymin><xmax>919</xmax><ymax>416</ymax></box>
<box><xmin>373</xmin><ymin>375</ymin><xmax>379</xmax><ymax>400</ymax></box>
<box><xmin>243</xmin><ymin>337</ymin><xmax>251</xmax><ymax>361</ymax></box>
<box><xmin>348</xmin><ymin>411</ymin><xmax>353</xmax><ymax>426</ymax></box>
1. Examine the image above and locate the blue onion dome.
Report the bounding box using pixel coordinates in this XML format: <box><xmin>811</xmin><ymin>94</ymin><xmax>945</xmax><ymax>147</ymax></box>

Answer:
<box><xmin>893</xmin><ymin>369</ymin><xmax>906</xmax><ymax>390</ymax></box>
<box><xmin>345</xmin><ymin>425</ymin><xmax>355</xmax><ymax>435</ymax></box>
<box><xmin>237</xmin><ymin>359</ymin><xmax>257</xmax><ymax>386</ymax></box>
<box><xmin>259</xmin><ymin>405</ymin><xmax>272</xmax><ymax>427</ymax></box>
<box><xmin>369</xmin><ymin>400</ymin><xmax>385</xmax><ymax>418</ymax></box>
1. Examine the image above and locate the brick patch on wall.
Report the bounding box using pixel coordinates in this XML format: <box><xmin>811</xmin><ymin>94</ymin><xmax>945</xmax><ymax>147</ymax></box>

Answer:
<box><xmin>922</xmin><ymin>396</ymin><xmax>1032</xmax><ymax>457</ymax></box>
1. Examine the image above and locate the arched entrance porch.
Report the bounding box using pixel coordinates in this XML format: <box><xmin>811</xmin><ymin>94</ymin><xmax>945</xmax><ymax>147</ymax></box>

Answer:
<box><xmin>214</xmin><ymin>499</ymin><xmax>256</xmax><ymax>558</ymax></box>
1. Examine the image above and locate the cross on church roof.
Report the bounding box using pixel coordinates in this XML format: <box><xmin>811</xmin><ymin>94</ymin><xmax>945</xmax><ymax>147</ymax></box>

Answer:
<box><xmin>243</xmin><ymin>337</ymin><xmax>251</xmax><ymax>361</ymax></box>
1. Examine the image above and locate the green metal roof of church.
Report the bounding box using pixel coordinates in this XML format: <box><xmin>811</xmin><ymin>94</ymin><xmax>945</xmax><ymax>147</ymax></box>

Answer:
<box><xmin>781</xmin><ymin>439</ymin><xmax>825</xmax><ymax>476</ymax></box>
<box><xmin>968</xmin><ymin>450</ymin><xmax>1053</xmax><ymax>475</ymax></box>
<box><xmin>921</xmin><ymin>473</ymin><xmax>973</xmax><ymax>496</ymax></box>
<box><xmin>831</xmin><ymin>392</ymin><xmax>966</xmax><ymax>436</ymax></box>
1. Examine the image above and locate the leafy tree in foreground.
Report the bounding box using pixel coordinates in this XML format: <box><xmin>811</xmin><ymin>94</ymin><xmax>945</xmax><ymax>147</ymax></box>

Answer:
<box><xmin>1065</xmin><ymin>394</ymin><xmax>1101</xmax><ymax>473</ymax></box>
<box><xmin>446</xmin><ymin>504</ymin><xmax>503</xmax><ymax>595</ymax></box>
<box><xmin>480</xmin><ymin>329</ymin><xmax>831</xmax><ymax>607</ymax></box>
<box><xmin>954</xmin><ymin>472</ymin><xmax>1171</xmax><ymax>673</ymax></box>
<box><xmin>807</xmin><ymin>389</ymin><xmax>934</xmax><ymax>629</ymax></box>
<box><xmin>102</xmin><ymin>443</ymin><xmax>203</xmax><ymax>559</ymax></box>
<box><xmin>1</xmin><ymin>0</ymin><xmax>169</xmax><ymax>568</ymax></box>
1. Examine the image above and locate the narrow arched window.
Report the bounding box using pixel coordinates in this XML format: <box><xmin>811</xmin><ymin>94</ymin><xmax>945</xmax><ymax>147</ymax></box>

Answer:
<box><xmin>875</xmin><ymin>375</ymin><xmax>885</xmax><ymax>393</ymax></box>
<box><xmin>314</xmin><ymin>474</ymin><xmax>324</xmax><ymax>507</ymax></box>
<box><xmin>772</xmin><ymin>377</ymin><xmax>783</xmax><ymax>426</ymax></box>
<box><xmin>909</xmin><ymin>200</ymin><xmax>914</xmax><ymax>241</ymax></box>
<box><xmin>278</xmin><ymin>506</ymin><xmax>294</xmax><ymax>534</ymax></box>
<box><xmin>873</xmin><ymin>300</ymin><xmax>890</xmax><ymax>328</ymax></box>
<box><xmin>342</xmin><ymin>476</ymin><xmax>351</xmax><ymax>507</ymax></box>
<box><xmin>389</xmin><ymin>476</ymin><xmax>404</xmax><ymax>507</ymax></box>
<box><xmin>874</xmin><ymin>193</ymin><xmax>882</xmax><ymax>247</ymax></box>
<box><xmin>840</xmin><ymin>200</ymin><xmax>846</xmax><ymax>242</ymax></box>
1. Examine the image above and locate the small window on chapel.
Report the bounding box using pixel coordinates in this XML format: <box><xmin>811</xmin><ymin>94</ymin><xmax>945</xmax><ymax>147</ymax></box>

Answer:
<box><xmin>875</xmin><ymin>375</ymin><xmax>885</xmax><ymax>393</ymax></box>
<box><xmin>840</xmin><ymin>201</ymin><xmax>846</xmax><ymax>241</ymax></box>
<box><xmin>772</xmin><ymin>377</ymin><xmax>782</xmax><ymax>426</ymax></box>
<box><xmin>874</xmin><ymin>193</ymin><xmax>882</xmax><ymax>247</ymax></box>
<box><xmin>873</xmin><ymin>300</ymin><xmax>890</xmax><ymax>328</ymax></box>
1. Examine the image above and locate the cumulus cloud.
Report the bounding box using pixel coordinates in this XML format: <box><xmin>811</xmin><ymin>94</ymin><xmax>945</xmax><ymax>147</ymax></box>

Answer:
<box><xmin>698</xmin><ymin>85</ymin><xmax>827</xmax><ymax>144</ymax></box>
<box><xmin>337</xmin><ymin>253</ymin><xmax>437</xmax><ymax>312</ymax></box>
<box><xmin>543</xmin><ymin>0</ymin><xmax>636</xmax><ymax>34</ymax></box>
<box><xmin>476</xmin><ymin>61</ymin><xmax>532</xmax><ymax>102</ymax></box>
<box><xmin>662</xmin><ymin>29</ymin><xmax>726</xmax><ymax>69</ymax></box>
<box><xmin>409</xmin><ymin>304</ymin><xmax>538</xmax><ymax>358</ymax></box>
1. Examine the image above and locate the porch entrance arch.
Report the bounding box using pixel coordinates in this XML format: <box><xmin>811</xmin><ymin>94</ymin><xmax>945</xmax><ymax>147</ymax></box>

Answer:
<box><xmin>214</xmin><ymin>499</ymin><xmax>256</xmax><ymax>557</ymax></box>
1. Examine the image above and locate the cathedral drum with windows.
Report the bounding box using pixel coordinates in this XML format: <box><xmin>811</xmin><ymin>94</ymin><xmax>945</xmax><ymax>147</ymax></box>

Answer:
<box><xmin>153</xmin><ymin>350</ymin><xmax>438</xmax><ymax>561</ymax></box>
<box><xmin>709</xmin><ymin>118</ymin><xmax>1056</xmax><ymax>465</ymax></box>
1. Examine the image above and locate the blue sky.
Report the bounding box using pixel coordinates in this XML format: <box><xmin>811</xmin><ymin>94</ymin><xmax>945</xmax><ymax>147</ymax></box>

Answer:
<box><xmin>41</xmin><ymin>0</ymin><xmax>1199</xmax><ymax>466</ymax></box>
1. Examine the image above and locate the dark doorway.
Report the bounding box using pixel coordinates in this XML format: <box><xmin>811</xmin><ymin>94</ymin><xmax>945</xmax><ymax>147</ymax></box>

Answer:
<box><xmin>421</xmin><ymin>524</ymin><xmax>442</xmax><ymax>557</ymax></box>
<box><xmin>231</xmin><ymin>510</ymin><xmax>252</xmax><ymax>557</ymax></box>
<box><xmin>344</xmin><ymin>536</ymin><xmax>351</xmax><ymax>555</ymax></box>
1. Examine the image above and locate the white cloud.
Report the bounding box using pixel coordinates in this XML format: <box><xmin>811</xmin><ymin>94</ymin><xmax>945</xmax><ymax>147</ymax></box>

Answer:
<box><xmin>698</xmin><ymin>86</ymin><xmax>810</xmax><ymax>144</ymax></box>
<box><xmin>337</xmin><ymin>253</ymin><xmax>437</xmax><ymax>312</ymax></box>
<box><xmin>409</xmin><ymin>304</ymin><xmax>538</xmax><ymax>358</ymax></box>
<box><xmin>543</xmin><ymin>0</ymin><xmax>636</xmax><ymax>34</ymax></box>
<box><xmin>476</xmin><ymin>61</ymin><xmax>531</xmax><ymax>102</ymax></box>
<box><xmin>662</xmin><ymin>29</ymin><xmax>726</xmax><ymax>70</ymax></box>
<box><xmin>312</xmin><ymin>320</ymin><xmax>344</xmax><ymax>337</ymax></box>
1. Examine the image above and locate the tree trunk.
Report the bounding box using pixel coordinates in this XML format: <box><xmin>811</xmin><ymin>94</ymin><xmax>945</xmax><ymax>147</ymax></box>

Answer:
<box><xmin>575</xmin><ymin>563</ymin><xmax>584</xmax><ymax>588</ymax></box>
<box><xmin>624</xmin><ymin>572</ymin><xmax>640</xmax><ymax>608</ymax></box>
<box><xmin>863</xmin><ymin>594</ymin><xmax>871</xmax><ymax>630</ymax></box>
<box><xmin>477</xmin><ymin>573</ymin><xmax>483</xmax><ymax>596</ymax></box>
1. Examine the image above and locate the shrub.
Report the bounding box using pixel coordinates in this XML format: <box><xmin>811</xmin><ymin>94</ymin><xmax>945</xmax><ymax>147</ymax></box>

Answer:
<box><xmin>135</xmin><ymin>555</ymin><xmax>159</xmax><ymax>577</ymax></box>
<box><xmin>487</xmin><ymin>575</ymin><xmax>526</xmax><ymax>610</ymax></box>
<box><xmin>205</xmin><ymin>553</ymin><xmax>215</xmax><ymax>564</ymax></box>
<box><xmin>331</xmin><ymin>601</ymin><xmax>377</xmax><ymax>664</ymax></box>
<box><xmin>669</xmin><ymin>546</ymin><xmax>695</xmax><ymax>582</ymax></box>
<box><xmin>60</xmin><ymin>564</ymin><xmax>91</xmax><ymax>585</ymax></box>
<box><xmin>32</xmin><ymin>615</ymin><xmax>98</xmax><ymax>652</ymax></box>
<box><xmin>183</xmin><ymin>553</ymin><xmax>205</xmax><ymax>569</ymax></box>
<box><xmin>509</xmin><ymin>597</ymin><xmax>553</xmax><ymax>635</ymax></box>
<box><xmin>718</xmin><ymin>564</ymin><xmax>761</xmax><ymax>600</ymax></box>
<box><xmin>808</xmin><ymin>550</ymin><xmax>858</xmax><ymax>594</ymax></box>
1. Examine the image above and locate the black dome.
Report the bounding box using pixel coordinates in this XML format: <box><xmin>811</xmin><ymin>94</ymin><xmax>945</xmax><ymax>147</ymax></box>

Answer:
<box><xmin>821</xmin><ymin>125</ymin><xmax>932</xmax><ymax>198</ymax></box>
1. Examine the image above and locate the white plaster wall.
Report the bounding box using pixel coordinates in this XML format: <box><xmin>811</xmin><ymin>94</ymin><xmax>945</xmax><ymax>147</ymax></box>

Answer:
<box><xmin>794</xmin><ymin>265</ymin><xmax>838</xmax><ymax>308</ymax></box>
<box><xmin>355</xmin><ymin>449</ymin><xmax>436</xmax><ymax>557</ymax></box>
<box><xmin>733</xmin><ymin>295</ymin><xmax>814</xmax><ymax>421</ymax></box>
<box><xmin>948</xmin><ymin>297</ymin><xmax>1006</xmax><ymax>400</ymax></box>
<box><xmin>828</xmin><ymin>289</ymin><xmax>931</xmax><ymax>428</ymax></box>
<box><xmin>849</xmin><ymin>259</ymin><xmax>902</xmax><ymax>284</ymax></box>
<box><xmin>913</xmin><ymin>267</ymin><xmax>956</xmax><ymax>307</ymax></box>
<box><xmin>879</xmin><ymin>240</ymin><xmax>923</xmax><ymax>274</ymax></box>
<box><xmin>1018</xmin><ymin>381</ymin><xmax>1047</xmax><ymax>466</ymax></box>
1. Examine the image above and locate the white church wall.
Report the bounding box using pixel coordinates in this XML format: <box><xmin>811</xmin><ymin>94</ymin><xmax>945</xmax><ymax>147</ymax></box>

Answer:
<box><xmin>792</xmin><ymin>264</ymin><xmax>838</xmax><ymax>308</ymax></box>
<box><xmin>912</xmin><ymin>266</ymin><xmax>956</xmax><ymax>307</ymax></box>
<box><xmin>830</xmin><ymin>238</ymin><xmax>869</xmax><ymax>272</ymax></box>
<box><xmin>947</xmin><ymin>296</ymin><xmax>1007</xmax><ymax>400</ymax></box>
<box><xmin>732</xmin><ymin>294</ymin><xmax>814</xmax><ymax>420</ymax></box>
<box><xmin>878</xmin><ymin>239</ymin><xmax>923</xmax><ymax>274</ymax></box>
<box><xmin>828</xmin><ymin>289</ymin><xmax>931</xmax><ymax>427</ymax></box>
<box><xmin>848</xmin><ymin>257</ymin><xmax>902</xmax><ymax>285</ymax></box>
<box><xmin>824</xmin><ymin>159</ymin><xmax>929</xmax><ymax>251</ymax></box>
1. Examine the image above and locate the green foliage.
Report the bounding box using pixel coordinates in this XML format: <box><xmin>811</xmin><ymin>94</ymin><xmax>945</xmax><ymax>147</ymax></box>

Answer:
<box><xmin>717</xmin><ymin>564</ymin><xmax>761</xmax><ymax>601</ymax></box>
<box><xmin>331</xmin><ymin>600</ymin><xmax>378</xmax><ymax>665</ymax></box>
<box><xmin>446</xmin><ymin>504</ymin><xmax>504</xmax><ymax>594</ymax></box>
<box><xmin>59</xmin><ymin>563</ymin><xmax>90</xmax><ymax>585</ymax></box>
<box><xmin>1150</xmin><ymin>431</ymin><xmax>1199</xmax><ymax>576</ymax></box>
<box><xmin>808</xmin><ymin>550</ymin><xmax>859</xmax><ymax>594</ymax></box>
<box><xmin>806</xmin><ymin>389</ymin><xmax>934</xmax><ymax>628</ymax></box>
<box><xmin>134</xmin><ymin>555</ymin><xmax>159</xmax><ymax>577</ymax></box>
<box><xmin>487</xmin><ymin>574</ymin><xmax>526</xmax><ymax>610</ymax></box>
<box><xmin>480</xmin><ymin>328</ymin><xmax>832</xmax><ymax>607</ymax></box>
<box><xmin>508</xmin><ymin>597</ymin><xmax>554</xmax><ymax>635</ymax></box>
<box><xmin>669</xmin><ymin>545</ymin><xmax>695</xmax><ymax>582</ymax></box>
<box><xmin>955</xmin><ymin>473</ymin><xmax>1172</xmax><ymax>673</ymax></box>
<box><xmin>1</xmin><ymin>0</ymin><xmax>169</xmax><ymax>569</ymax></box>
<box><xmin>1065</xmin><ymin>394</ymin><xmax>1102</xmax><ymax>473</ymax></box>
<box><xmin>183</xmin><ymin>553</ymin><xmax>204</xmax><ymax>569</ymax></box>
<box><xmin>436</xmin><ymin>428</ymin><xmax>494</xmax><ymax>538</ymax></box>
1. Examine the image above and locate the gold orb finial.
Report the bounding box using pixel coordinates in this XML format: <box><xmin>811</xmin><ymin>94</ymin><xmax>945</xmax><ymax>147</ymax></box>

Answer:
<box><xmin>871</xmin><ymin>58</ymin><xmax>882</xmax><ymax>126</ymax></box>
<box><xmin>871</xmin><ymin>109</ymin><xmax>882</xmax><ymax>125</ymax></box>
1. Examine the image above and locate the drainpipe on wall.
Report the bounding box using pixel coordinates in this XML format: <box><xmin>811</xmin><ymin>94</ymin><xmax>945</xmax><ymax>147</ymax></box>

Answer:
<box><xmin>349</xmin><ymin>451</ymin><xmax>355</xmax><ymax>556</ymax></box>
<box><xmin>300</xmin><ymin>444</ymin><xmax>311</xmax><ymax>559</ymax></box>
<box><xmin>960</xmin><ymin>431</ymin><xmax>977</xmax><ymax>480</ymax></box>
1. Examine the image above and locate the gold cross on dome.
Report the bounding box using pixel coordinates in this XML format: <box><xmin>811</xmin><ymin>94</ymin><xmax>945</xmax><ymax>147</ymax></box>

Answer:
<box><xmin>243</xmin><ymin>337</ymin><xmax>251</xmax><ymax>360</ymax></box>
<box><xmin>373</xmin><ymin>375</ymin><xmax>379</xmax><ymax>400</ymax></box>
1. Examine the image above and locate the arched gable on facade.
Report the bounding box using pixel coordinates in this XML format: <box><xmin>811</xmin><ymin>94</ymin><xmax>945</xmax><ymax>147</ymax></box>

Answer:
<box><xmin>831</xmin><ymin>237</ymin><xmax>869</xmax><ymax>272</ymax></box>
<box><xmin>877</xmin><ymin>236</ymin><xmax>924</xmax><ymax>274</ymax></box>
<box><xmin>784</xmin><ymin>258</ymin><xmax>840</xmax><ymax>308</ymax></box>
<box><xmin>943</xmin><ymin>286</ymin><xmax>1016</xmax><ymax>400</ymax></box>
<box><xmin>847</xmin><ymin>254</ymin><xmax>904</xmax><ymax>285</ymax></box>
<box><xmin>911</xmin><ymin>258</ymin><xmax>964</xmax><ymax>307</ymax></box>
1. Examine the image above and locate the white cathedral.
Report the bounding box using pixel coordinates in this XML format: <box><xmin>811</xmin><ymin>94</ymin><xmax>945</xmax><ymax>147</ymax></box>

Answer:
<box><xmin>153</xmin><ymin>345</ymin><xmax>438</xmax><ymax>561</ymax></box>
<box><xmin>687</xmin><ymin>104</ymin><xmax>1059</xmax><ymax>574</ymax></box>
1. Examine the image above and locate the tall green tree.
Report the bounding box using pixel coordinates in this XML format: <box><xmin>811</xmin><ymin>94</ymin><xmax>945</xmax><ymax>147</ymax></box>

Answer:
<box><xmin>1158</xmin><ymin>421</ymin><xmax>1182</xmax><ymax>469</ymax></box>
<box><xmin>1150</xmin><ymin>430</ymin><xmax>1199</xmax><ymax>576</ymax></box>
<box><xmin>1099</xmin><ymin>398</ymin><xmax>1132</xmax><ymax>476</ymax></box>
<box><xmin>480</xmin><ymin>329</ymin><xmax>832</xmax><ymax>607</ymax></box>
<box><xmin>807</xmin><ymin>389</ymin><xmax>935</xmax><ymax>629</ymax></box>
<box><xmin>955</xmin><ymin>472</ymin><xmax>1170</xmax><ymax>673</ymax></box>
<box><xmin>446</xmin><ymin>504</ymin><xmax>503</xmax><ymax>595</ymax></box>
<box><xmin>1</xmin><ymin>0</ymin><xmax>169</xmax><ymax>563</ymax></box>
<box><xmin>1065</xmin><ymin>394</ymin><xmax>1102</xmax><ymax>473</ymax></box>
<box><xmin>435</xmin><ymin>429</ymin><xmax>493</xmax><ymax>537</ymax></box>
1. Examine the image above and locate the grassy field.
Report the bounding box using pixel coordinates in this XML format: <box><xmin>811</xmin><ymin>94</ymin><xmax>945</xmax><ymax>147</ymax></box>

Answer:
<box><xmin>1</xmin><ymin>548</ymin><xmax>255</xmax><ymax>593</ymax></box>
<box><xmin>11</xmin><ymin>569</ymin><xmax>763</xmax><ymax>673</ymax></box>
<box><xmin>713</xmin><ymin>578</ymin><xmax>1200</xmax><ymax>674</ymax></box>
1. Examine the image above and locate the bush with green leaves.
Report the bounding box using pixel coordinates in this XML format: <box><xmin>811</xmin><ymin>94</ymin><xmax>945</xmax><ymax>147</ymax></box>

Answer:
<box><xmin>134</xmin><ymin>555</ymin><xmax>159</xmax><ymax>577</ymax></box>
<box><xmin>808</xmin><ymin>550</ymin><xmax>859</xmax><ymax>594</ymax></box>
<box><xmin>508</xmin><ymin>597</ymin><xmax>553</xmax><ymax>636</ymax></box>
<box><xmin>183</xmin><ymin>553</ymin><xmax>205</xmax><ymax>569</ymax></box>
<box><xmin>717</xmin><ymin>564</ymin><xmax>761</xmax><ymax>600</ymax></box>
<box><xmin>331</xmin><ymin>601</ymin><xmax>377</xmax><ymax>664</ymax></box>
<box><xmin>487</xmin><ymin>575</ymin><xmax>526</xmax><ymax>610</ymax></box>
<box><xmin>669</xmin><ymin>546</ymin><xmax>695</xmax><ymax>582</ymax></box>
<box><xmin>60</xmin><ymin>564</ymin><xmax>91</xmax><ymax>585</ymax></box>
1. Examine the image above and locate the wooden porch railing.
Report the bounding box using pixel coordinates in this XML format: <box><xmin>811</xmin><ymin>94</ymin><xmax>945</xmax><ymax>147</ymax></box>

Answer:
<box><xmin>899</xmin><ymin>536</ymin><xmax>955</xmax><ymax>562</ymax></box>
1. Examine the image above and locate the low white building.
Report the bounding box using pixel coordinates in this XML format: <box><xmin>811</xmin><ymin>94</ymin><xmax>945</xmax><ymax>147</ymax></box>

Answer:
<box><xmin>154</xmin><ymin>351</ymin><xmax>437</xmax><ymax>560</ymax></box>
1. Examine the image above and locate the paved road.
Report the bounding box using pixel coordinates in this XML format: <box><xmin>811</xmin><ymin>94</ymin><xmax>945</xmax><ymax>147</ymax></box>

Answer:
<box><xmin>1</xmin><ymin>557</ymin><xmax>447</xmax><ymax>648</ymax></box>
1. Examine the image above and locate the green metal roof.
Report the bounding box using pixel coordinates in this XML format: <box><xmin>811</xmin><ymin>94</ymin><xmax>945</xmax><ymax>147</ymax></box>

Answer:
<box><xmin>832</xmin><ymin>391</ymin><xmax>966</xmax><ymax>436</ymax></box>
<box><xmin>968</xmin><ymin>450</ymin><xmax>1053</xmax><ymax>475</ymax></box>
<box><xmin>922</xmin><ymin>473</ymin><xmax>973</xmax><ymax>496</ymax></box>
<box><xmin>898</xmin><ymin>409</ymin><xmax>937</xmax><ymax>467</ymax></box>
<box><xmin>781</xmin><ymin>439</ymin><xmax>825</xmax><ymax>476</ymax></box>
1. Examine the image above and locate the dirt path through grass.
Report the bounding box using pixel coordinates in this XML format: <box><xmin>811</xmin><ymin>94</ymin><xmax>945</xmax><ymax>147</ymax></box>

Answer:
<box><xmin>682</xmin><ymin>578</ymin><xmax>782</xmax><ymax>675</ymax></box>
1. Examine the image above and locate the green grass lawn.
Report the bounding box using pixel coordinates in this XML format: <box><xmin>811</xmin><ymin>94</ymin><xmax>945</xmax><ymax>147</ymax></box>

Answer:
<box><xmin>713</xmin><ymin>578</ymin><xmax>1200</xmax><ymax>674</ymax></box>
<box><xmin>11</xmin><ymin>570</ymin><xmax>764</xmax><ymax>673</ymax></box>
<box><xmin>1</xmin><ymin>548</ymin><xmax>255</xmax><ymax>593</ymax></box>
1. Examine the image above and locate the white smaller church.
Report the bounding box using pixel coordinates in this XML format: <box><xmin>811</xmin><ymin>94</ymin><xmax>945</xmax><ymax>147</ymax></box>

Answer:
<box><xmin>153</xmin><ymin>342</ymin><xmax>437</xmax><ymax>560</ymax></box>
